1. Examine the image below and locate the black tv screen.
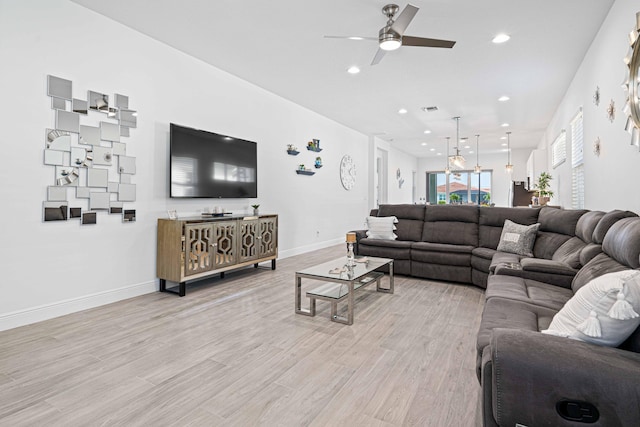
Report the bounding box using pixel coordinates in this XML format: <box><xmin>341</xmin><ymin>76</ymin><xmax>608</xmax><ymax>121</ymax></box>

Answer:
<box><xmin>170</xmin><ymin>123</ymin><xmax>257</xmax><ymax>198</ymax></box>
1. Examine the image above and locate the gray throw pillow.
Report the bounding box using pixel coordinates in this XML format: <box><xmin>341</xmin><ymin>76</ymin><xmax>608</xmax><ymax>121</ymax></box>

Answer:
<box><xmin>497</xmin><ymin>219</ymin><xmax>540</xmax><ymax>257</ymax></box>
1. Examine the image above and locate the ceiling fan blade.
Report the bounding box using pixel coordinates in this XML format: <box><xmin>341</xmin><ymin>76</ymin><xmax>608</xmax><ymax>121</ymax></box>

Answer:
<box><xmin>402</xmin><ymin>36</ymin><xmax>456</xmax><ymax>48</ymax></box>
<box><xmin>371</xmin><ymin>48</ymin><xmax>387</xmax><ymax>65</ymax></box>
<box><xmin>390</xmin><ymin>4</ymin><xmax>419</xmax><ymax>36</ymax></box>
<box><xmin>323</xmin><ymin>35</ymin><xmax>377</xmax><ymax>41</ymax></box>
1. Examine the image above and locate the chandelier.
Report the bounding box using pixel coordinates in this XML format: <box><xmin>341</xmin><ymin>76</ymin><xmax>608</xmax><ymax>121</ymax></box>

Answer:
<box><xmin>505</xmin><ymin>131</ymin><xmax>514</xmax><ymax>173</ymax></box>
<box><xmin>444</xmin><ymin>137</ymin><xmax>451</xmax><ymax>174</ymax></box>
<box><xmin>449</xmin><ymin>116</ymin><xmax>466</xmax><ymax>169</ymax></box>
<box><xmin>474</xmin><ymin>134</ymin><xmax>482</xmax><ymax>174</ymax></box>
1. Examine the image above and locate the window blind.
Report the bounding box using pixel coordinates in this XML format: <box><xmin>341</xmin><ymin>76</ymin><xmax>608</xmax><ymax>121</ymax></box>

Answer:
<box><xmin>552</xmin><ymin>132</ymin><xmax>566</xmax><ymax>168</ymax></box>
<box><xmin>571</xmin><ymin>111</ymin><xmax>584</xmax><ymax>167</ymax></box>
<box><xmin>572</xmin><ymin>164</ymin><xmax>585</xmax><ymax>209</ymax></box>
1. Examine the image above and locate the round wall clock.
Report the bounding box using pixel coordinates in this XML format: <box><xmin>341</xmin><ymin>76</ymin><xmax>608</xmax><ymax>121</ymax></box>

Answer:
<box><xmin>340</xmin><ymin>155</ymin><xmax>356</xmax><ymax>190</ymax></box>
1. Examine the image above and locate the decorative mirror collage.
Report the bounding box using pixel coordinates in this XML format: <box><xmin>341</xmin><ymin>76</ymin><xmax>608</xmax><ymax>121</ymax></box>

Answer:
<box><xmin>43</xmin><ymin>75</ymin><xmax>137</xmax><ymax>225</ymax></box>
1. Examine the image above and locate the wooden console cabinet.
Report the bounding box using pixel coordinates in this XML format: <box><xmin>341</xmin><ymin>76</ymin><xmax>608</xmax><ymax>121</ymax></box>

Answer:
<box><xmin>157</xmin><ymin>214</ymin><xmax>278</xmax><ymax>296</ymax></box>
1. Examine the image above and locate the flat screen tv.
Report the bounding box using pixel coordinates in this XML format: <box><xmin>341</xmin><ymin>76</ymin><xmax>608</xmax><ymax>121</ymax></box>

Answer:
<box><xmin>170</xmin><ymin>123</ymin><xmax>257</xmax><ymax>198</ymax></box>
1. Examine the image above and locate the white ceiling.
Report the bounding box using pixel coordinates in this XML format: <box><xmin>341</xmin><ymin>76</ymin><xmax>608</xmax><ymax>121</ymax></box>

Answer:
<box><xmin>72</xmin><ymin>0</ymin><xmax>614</xmax><ymax>158</ymax></box>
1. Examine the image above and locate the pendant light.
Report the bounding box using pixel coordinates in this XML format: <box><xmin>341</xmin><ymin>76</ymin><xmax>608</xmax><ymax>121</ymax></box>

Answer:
<box><xmin>449</xmin><ymin>116</ymin><xmax>466</xmax><ymax>169</ymax></box>
<box><xmin>505</xmin><ymin>131</ymin><xmax>514</xmax><ymax>173</ymax></box>
<box><xmin>444</xmin><ymin>137</ymin><xmax>451</xmax><ymax>175</ymax></box>
<box><xmin>474</xmin><ymin>134</ymin><xmax>482</xmax><ymax>174</ymax></box>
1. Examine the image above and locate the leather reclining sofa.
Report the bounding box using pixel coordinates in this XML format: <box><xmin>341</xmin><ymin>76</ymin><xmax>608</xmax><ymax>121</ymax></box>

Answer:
<box><xmin>353</xmin><ymin>204</ymin><xmax>640</xmax><ymax>426</ymax></box>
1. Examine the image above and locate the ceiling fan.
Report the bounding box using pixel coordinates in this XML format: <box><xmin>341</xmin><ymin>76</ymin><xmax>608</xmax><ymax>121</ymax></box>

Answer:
<box><xmin>325</xmin><ymin>3</ymin><xmax>456</xmax><ymax>65</ymax></box>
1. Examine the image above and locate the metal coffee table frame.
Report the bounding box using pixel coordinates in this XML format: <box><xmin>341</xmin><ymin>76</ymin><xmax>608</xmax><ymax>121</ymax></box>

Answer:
<box><xmin>295</xmin><ymin>256</ymin><xmax>394</xmax><ymax>325</ymax></box>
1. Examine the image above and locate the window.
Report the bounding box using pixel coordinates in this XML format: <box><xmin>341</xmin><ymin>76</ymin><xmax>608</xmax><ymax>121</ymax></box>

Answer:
<box><xmin>551</xmin><ymin>131</ymin><xmax>566</xmax><ymax>168</ymax></box>
<box><xmin>571</xmin><ymin>110</ymin><xmax>584</xmax><ymax>208</ymax></box>
<box><xmin>426</xmin><ymin>170</ymin><xmax>492</xmax><ymax>205</ymax></box>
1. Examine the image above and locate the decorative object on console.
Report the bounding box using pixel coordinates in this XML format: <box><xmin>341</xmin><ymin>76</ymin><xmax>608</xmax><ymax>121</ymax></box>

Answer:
<box><xmin>593</xmin><ymin>85</ymin><xmax>600</xmax><ymax>106</ymax></box>
<box><xmin>43</xmin><ymin>75</ymin><xmax>136</xmax><ymax>224</ymax></box>
<box><xmin>449</xmin><ymin>116</ymin><xmax>465</xmax><ymax>169</ymax></box>
<box><xmin>251</xmin><ymin>204</ymin><xmax>260</xmax><ymax>216</ymax></box>
<box><xmin>593</xmin><ymin>137</ymin><xmax>601</xmax><ymax>157</ymax></box>
<box><xmin>340</xmin><ymin>155</ymin><xmax>356</xmax><ymax>190</ymax></box>
<box><xmin>607</xmin><ymin>99</ymin><xmax>616</xmax><ymax>123</ymax></box>
<box><xmin>504</xmin><ymin>131</ymin><xmax>514</xmax><ymax>174</ymax></box>
<box><xmin>497</xmin><ymin>219</ymin><xmax>540</xmax><ymax>257</ymax></box>
<box><xmin>167</xmin><ymin>209</ymin><xmax>177</xmax><ymax>219</ymax></box>
<box><xmin>623</xmin><ymin>11</ymin><xmax>640</xmax><ymax>148</ymax></box>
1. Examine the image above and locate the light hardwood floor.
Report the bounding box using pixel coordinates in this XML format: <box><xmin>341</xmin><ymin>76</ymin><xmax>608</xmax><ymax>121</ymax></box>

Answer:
<box><xmin>0</xmin><ymin>245</ymin><xmax>485</xmax><ymax>426</ymax></box>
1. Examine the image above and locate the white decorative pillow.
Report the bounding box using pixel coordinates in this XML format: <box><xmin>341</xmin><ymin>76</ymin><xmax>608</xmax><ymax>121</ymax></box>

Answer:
<box><xmin>366</xmin><ymin>216</ymin><xmax>398</xmax><ymax>240</ymax></box>
<box><xmin>542</xmin><ymin>270</ymin><xmax>640</xmax><ymax>347</ymax></box>
<box><xmin>497</xmin><ymin>219</ymin><xmax>540</xmax><ymax>257</ymax></box>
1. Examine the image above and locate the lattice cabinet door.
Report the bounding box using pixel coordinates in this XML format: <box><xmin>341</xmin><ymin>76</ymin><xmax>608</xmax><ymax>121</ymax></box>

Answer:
<box><xmin>238</xmin><ymin>219</ymin><xmax>260</xmax><ymax>263</ymax></box>
<box><xmin>259</xmin><ymin>217</ymin><xmax>278</xmax><ymax>258</ymax></box>
<box><xmin>184</xmin><ymin>223</ymin><xmax>215</xmax><ymax>276</ymax></box>
<box><xmin>213</xmin><ymin>221</ymin><xmax>237</xmax><ymax>268</ymax></box>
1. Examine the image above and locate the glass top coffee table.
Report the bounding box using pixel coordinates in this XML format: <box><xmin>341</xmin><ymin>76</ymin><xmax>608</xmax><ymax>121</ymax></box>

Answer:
<box><xmin>294</xmin><ymin>256</ymin><xmax>394</xmax><ymax>325</ymax></box>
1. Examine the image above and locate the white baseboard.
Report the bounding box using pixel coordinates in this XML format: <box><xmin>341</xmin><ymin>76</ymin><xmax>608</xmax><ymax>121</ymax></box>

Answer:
<box><xmin>0</xmin><ymin>280</ymin><xmax>157</xmax><ymax>332</ymax></box>
<box><xmin>278</xmin><ymin>238</ymin><xmax>343</xmax><ymax>259</ymax></box>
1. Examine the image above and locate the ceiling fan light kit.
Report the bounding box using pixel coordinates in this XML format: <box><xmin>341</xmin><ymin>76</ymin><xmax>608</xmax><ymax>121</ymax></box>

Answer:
<box><xmin>326</xmin><ymin>3</ymin><xmax>456</xmax><ymax>66</ymax></box>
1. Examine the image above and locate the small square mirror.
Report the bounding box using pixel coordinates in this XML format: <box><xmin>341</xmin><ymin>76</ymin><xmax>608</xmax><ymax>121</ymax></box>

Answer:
<box><xmin>43</xmin><ymin>201</ymin><xmax>68</xmax><ymax>222</ymax></box>
<box><xmin>46</xmin><ymin>129</ymin><xmax>71</xmax><ymax>151</ymax></box>
<box><xmin>123</xmin><ymin>209</ymin><xmax>136</xmax><ymax>222</ymax></box>
<box><xmin>71</xmin><ymin>147</ymin><xmax>88</xmax><ymax>167</ymax></box>
<box><xmin>88</xmin><ymin>91</ymin><xmax>109</xmax><ymax>112</ymax></box>
<box><xmin>100</xmin><ymin>122</ymin><xmax>120</xmax><ymax>142</ymax></box>
<box><xmin>72</xmin><ymin>98</ymin><xmax>88</xmax><ymax>115</ymax></box>
<box><xmin>56</xmin><ymin>110</ymin><xmax>80</xmax><ymax>134</ymax></box>
<box><xmin>76</xmin><ymin>186</ymin><xmax>90</xmax><ymax>198</ymax></box>
<box><xmin>92</xmin><ymin>146</ymin><xmax>113</xmax><ymax>166</ymax></box>
<box><xmin>47</xmin><ymin>186</ymin><xmax>67</xmax><ymax>201</ymax></box>
<box><xmin>82</xmin><ymin>212</ymin><xmax>97</xmax><ymax>225</ymax></box>
<box><xmin>44</xmin><ymin>149</ymin><xmax>65</xmax><ymax>166</ymax></box>
<box><xmin>119</xmin><ymin>156</ymin><xmax>136</xmax><ymax>174</ymax></box>
<box><xmin>87</xmin><ymin>168</ymin><xmax>108</xmax><ymax>187</ymax></box>
<box><xmin>107</xmin><ymin>182</ymin><xmax>119</xmax><ymax>193</ymax></box>
<box><xmin>51</xmin><ymin>97</ymin><xmax>67</xmax><ymax>110</ymax></box>
<box><xmin>90</xmin><ymin>192</ymin><xmax>110</xmax><ymax>210</ymax></box>
<box><xmin>119</xmin><ymin>110</ymin><xmax>137</xmax><ymax>128</ymax></box>
<box><xmin>70</xmin><ymin>207</ymin><xmax>82</xmax><ymax>219</ymax></box>
<box><xmin>118</xmin><ymin>183</ymin><xmax>136</xmax><ymax>201</ymax></box>
<box><xmin>112</xmin><ymin>142</ymin><xmax>126</xmax><ymax>156</ymax></box>
<box><xmin>114</xmin><ymin>94</ymin><xmax>128</xmax><ymax>109</ymax></box>
<box><xmin>55</xmin><ymin>166</ymin><xmax>79</xmax><ymax>186</ymax></box>
<box><xmin>79</xmin><ymin>125</ymin><xmax>100</xmax><ymax>145</ymax></box>
<box><xmin>47</xmin><ymin>75</ymin><xmax>72</xmax><ymax>100</ymax></box>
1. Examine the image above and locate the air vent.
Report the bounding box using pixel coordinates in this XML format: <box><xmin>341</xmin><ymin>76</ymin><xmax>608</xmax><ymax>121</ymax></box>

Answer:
<box><xmin>422</xmin><ymin>106</ymin><xmax>438</xmax><ymax>112</ymax></box>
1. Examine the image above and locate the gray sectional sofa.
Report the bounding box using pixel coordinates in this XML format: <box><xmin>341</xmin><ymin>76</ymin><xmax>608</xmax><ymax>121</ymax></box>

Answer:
<box><xmin>353</xmin><ymin>204</ymin><xmax>640</xmax><ymax>426</ymax></box>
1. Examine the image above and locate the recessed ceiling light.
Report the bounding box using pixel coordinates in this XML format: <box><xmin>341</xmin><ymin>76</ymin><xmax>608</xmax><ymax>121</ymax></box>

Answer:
<box><xmin>500</xmin><ymin>136</ymin><xmax>507</xmax><ymax>140</ymax></box>
<box><xmin>421</xmin><ymin>142</ymin><xmax>427</xmax><ymax>146</ymax></box>
<box><xmin>502</xmin><ymin>148</ymin><xmax>509</xmax><ymax>152</ymax></box>
<box><xmin>492</xmin><ymin>34</ymin><xmax>510</xmax><ymax>44</ymax></box>
<box><xmin>398</xmin><ymin>108</ymin><xmax>408</xmax><ymax>114</ymax></box>
<box><xmin>501</xmin><ymin>123</ymin><xmax>510</xmax><ymax>127</ymax></box>
<box><xmin>424</xmin><ymin>130</ymin><xmax>432</xmax><ymax>134</ymax></box>
<box><xmin>430</xmin><ymin>148</ymin><xmax>435</xmax><ymax>151</ymax></box>
<box><xmin>436</xmin><ymin>152</ymin><xmax>442</xmax><ymax>155</ymax></box>
<box><xmin>464</xmin><ymin>145</ymin><xmax>471</xmax><ymax>149</ymax></box>
<box><xmin>468</xmin><ymin>151</ymin><xmax>474</xmax><ymax>154</ymax></box>
<box><xmin>498</xmin><ymin>95</ymin><xmax>510</xmax><ymax>102</ymax></box>
<box><xmin>501</xmin><ymin>143</ymin><xmax>508</xmax><ymax>146</ymax></box>
<box><xmin>347</xmin><ymin>66</ymin><xmax>360</xmax><ymax>74</ymax></box>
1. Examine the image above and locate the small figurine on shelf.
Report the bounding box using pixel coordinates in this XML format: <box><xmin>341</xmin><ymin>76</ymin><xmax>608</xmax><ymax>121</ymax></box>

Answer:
<box><xmin>306</xmin><ymin>139</ymin><xmax>322</xmax><ymax>152</ymax></box>
<box><xmin>286</xmin><ymin>144</ymin><xmax>299</xmax><ymax>155</ymax></box>
<box><xmin>314</xmin><ymin>156</ymin><xmax>322</xmax><ymax>168</ymax></box>
<box><xmin>299</xmin><ymin>164</ymin><xmax>306</xmax><ymax>171</ymax></box>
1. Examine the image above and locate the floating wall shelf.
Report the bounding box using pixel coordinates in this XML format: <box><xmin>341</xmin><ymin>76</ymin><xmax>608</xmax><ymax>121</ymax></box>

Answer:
<box><xmin>296</xmin><ymin>170</ymin><xmax>315</xmax><ymax>176</ymax></box>
<box><xmin>287</xmin><ymin>150</ymin><xmax>300</xmax><ymax>156</ymax></box>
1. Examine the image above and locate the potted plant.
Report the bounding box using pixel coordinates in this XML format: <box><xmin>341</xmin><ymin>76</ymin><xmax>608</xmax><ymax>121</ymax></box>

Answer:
<box><xmin>251</xmin><ymin>204</ymin><xmax>260</xmax><ymax>216</ymax></box>
<box><xmin>535</xmin><ymin>172</ymin><xmax>554</xmax><ymax>205</ymax></box>
<box><xmin>449</xmin><ymin>193</ymin><xmax>461</xmax><ymax>204</ymax></box>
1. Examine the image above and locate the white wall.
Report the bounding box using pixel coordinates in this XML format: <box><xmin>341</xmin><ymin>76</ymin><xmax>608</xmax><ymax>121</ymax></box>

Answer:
<box><xmin>373</xmin><ymin>139</ymin><xmax>418</xmax><ymax>206</ymax></box>
<box><xmin>539</xmin><ymin>0</ymin><xmax>640</xmax><ymax>212</ymax></box>
<box><xmin>416</xmin><ymin>149</ymin><xmax>531</xmax><ymax>207</ymax></box>
<box><xmin>0</xmin><ymin>0</ymin><xmax>370</xmax><ymax>330</ymax></box>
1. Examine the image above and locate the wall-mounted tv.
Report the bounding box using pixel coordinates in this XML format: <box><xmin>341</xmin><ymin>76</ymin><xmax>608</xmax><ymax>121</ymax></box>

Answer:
<box><xmin>170</xmin><ymin>123</ymin><xmax>257</xmax><ymax>198</ymax></box>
